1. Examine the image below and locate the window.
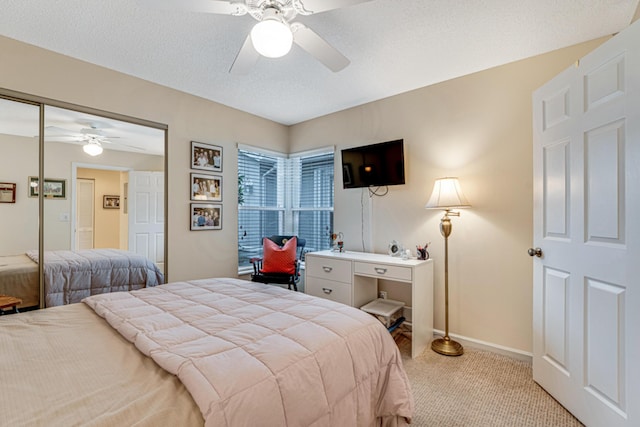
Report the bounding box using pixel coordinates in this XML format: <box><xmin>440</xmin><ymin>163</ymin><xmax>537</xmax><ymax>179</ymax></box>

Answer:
<box><xmin>238</xmin><ymin>146</ymin><xmax>334</xmax><ymax>271</ymax></box>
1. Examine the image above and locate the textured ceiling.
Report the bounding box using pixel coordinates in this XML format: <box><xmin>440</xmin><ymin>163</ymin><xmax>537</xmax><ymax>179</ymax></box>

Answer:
<box><xmin>0</xmin><ymin>0</ymin><xmax>638</xmax><ymax>125</ymax></box>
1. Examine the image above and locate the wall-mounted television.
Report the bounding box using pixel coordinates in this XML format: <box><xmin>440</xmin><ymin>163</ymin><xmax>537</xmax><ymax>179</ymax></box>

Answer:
<box><xmin>341</xmin><ymin>139</ymin><xmax>405</xmax><ymax>189</ymax></box>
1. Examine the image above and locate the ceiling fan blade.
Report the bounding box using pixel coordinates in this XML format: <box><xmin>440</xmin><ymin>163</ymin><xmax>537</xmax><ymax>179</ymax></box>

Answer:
<box><xmin>298</xmin><ymin>0</ymin><xmax>373</xmax><ymax>14</ymax></box>
<box><xmin>137</xmin><ymin>0</ymin><xmax>244</xmax><ymax>15</ymax></box>
<box><xmin>229</xmin><ymin>34</ymin><xmax>260</xmax><ymax>74</ymax></box>
<box><xmin>119</xmin><ymin>143</ymin><xmax>147</xmax><ymax>152</ymax></box>
<box><xmin>44</xmin><ymin>125</ymin><xmax>78</xmax><ymax>136</ymax></box>
<box><xmin>292</xmin><ymin>24</ymin><xmax>350</xmax><ymax>72</ymax></box>
<box><xmin>45</xmin><ymin>136</ymin><xmax>83</xmax><ymax>142</ymax></box>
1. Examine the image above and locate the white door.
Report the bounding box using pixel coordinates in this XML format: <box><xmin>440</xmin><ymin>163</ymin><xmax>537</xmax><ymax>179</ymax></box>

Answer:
<box><xmin>532</xmin><ymin>21</ymin><xmax>640</xmax><ymax>426</ymax></box>
<box><xmin>128</xmin><ymin>171</ymin><xmax>165</xmax><ymax>274</ymax></box>
<box><xmin>76</xmin><ymin>178</ymin><xmax>94</xmax><ymax>250</ymax></box>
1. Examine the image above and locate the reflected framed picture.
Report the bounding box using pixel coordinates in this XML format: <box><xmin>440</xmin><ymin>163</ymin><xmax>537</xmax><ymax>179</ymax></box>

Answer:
<box><xmin>342</xmin><ymin>164</ymin><xmax>353</xmax><ymax>186</ymax></box>
<box><xmin>190</xmin><ymin>173</ymin><xmax>222</xmax><ymax>202</ymax></box>
<box><xmin>28</xmin><ymin>177</ymin><xmax>66</xmax><ymax>199</ymax></box>
<box><xmin>103</xmin><ymin>195</ymin><xmax>120</xmax><ymax>209</ymax></box>
<box><xmin>191</xmin><ymin>141</ymin><xmax>222</xmax><ymax>173</ymax></box>
<box><xmin>190</xmin><ymin>203</ymin><xmax>222</xmax><ymax>231</ymax></box>
<box><xmin>0</xmin><ymin>182</ymin><xmax>16</xmax><ymax>203</ymax></box>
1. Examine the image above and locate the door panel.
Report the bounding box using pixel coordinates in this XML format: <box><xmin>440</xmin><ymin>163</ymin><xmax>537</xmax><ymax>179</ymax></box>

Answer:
<box><xmin>76</xmin><ymin>178</ymin><xmax>94</xmax><ymax>249</ymax></box>
<box><xmin>584</xmin><ymin>120</ymin><xmax>625</xmax><ymax>244</ymax></box>
<box><xmin>128</xmin><ymin>171</ymin><xmax>164</xmax><ymax>274</ymax></box>
<box><xmin>542</xmin><ymin>267</ymin><xmax>569</xmax><ymax>372</ymax></box>
<box><xmin>543</xmin><ymin>140</ymin><xmax>570</xmax><ymax>239</ymax></box>
<box><xmin>532</xmin><ymin>20</ymin><xmax>639</xmax><ymax>426</ymax></box>
<box><xmin>585</xmin><ymin>278</ymin><xmax>625</xmax><ymax>412</ymax></box>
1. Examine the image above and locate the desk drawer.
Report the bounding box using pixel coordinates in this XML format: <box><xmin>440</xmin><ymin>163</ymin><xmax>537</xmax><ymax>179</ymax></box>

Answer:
<box><xmin>306</xmin><ymin>277</ymin><xmax>352</xmax><ymax>305</ymax></box>
<box><xmin>306</xmin><ymin>257</ymin><xmax>351</xmax><ymax>283</ymax></box>
<box><xmin>354</xmin><ymin>261</ymin><xmax>412</xmax><ymax>282</ymax></box>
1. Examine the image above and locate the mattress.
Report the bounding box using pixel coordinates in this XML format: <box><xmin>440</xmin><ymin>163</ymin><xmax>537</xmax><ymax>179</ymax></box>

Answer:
<box><xmin>0</xmin><ymin>302</ymin><xmax>203</xmax><ymax>426</ymax></box>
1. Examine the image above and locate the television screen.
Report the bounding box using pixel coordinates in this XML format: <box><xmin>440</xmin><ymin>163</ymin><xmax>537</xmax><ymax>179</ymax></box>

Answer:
<box><xmin>341</xmin><ymin>139</ymin><xmax>405</xmax><ymax>189</ymax></box>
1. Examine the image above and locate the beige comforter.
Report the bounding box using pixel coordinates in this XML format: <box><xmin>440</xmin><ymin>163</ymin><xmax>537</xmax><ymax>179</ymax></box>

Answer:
<box><xmin>83</xmin><ymin>277</ymin><xmax>414</xmax><ymax>426</ymax></box>
<box><xmin>0</xmin><ymin>303</ymin><xmax>203</xmax><ymax>426</ymax></box>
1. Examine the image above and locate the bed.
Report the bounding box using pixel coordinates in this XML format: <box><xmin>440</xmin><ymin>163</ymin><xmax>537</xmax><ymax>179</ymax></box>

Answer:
<box><xmin>0</xmin><ymin>277</ymin><xmax>414</xmax><ymax>426</ymax></box>
<box><xmin>0</xmin><ymin>249</ymin><xmax>164</xmax><ymax>308</ymax></box>
<box><xmin>0</xmin><ymin>253</ymin><xmax>39</xmax><ymax>307</ymax></box>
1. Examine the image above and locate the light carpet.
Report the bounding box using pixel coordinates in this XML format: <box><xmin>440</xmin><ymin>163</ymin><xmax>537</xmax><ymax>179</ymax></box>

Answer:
<box><xmin>397</xmin><ymin>336</ymin><xmax>584</xmax><ymax>427</ymax></box>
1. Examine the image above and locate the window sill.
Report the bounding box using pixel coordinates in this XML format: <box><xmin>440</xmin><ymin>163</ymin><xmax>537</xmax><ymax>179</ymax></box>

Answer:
<box><xmin>238</xmin><ymin>266</ymin><xmax>253</xmax><ymax>276</ymax></box>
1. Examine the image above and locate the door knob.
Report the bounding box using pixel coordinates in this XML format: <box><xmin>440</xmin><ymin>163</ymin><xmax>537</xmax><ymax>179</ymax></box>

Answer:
<box><xmin>527</xmin><ymin>247</ymin><xmax>543</xmax><ymax>257</ymax></box>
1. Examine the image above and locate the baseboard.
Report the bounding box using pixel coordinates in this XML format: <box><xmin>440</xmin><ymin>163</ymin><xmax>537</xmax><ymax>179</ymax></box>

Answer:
<box><xmin>432</xmin><ymin>329</ymin><xmax>533</xmax><ymax>363</ymax></box>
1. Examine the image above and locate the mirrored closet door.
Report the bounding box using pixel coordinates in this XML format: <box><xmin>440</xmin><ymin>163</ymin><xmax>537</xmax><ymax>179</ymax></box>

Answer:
<box><xmin>0</xmin><ymin>96</ymin><xmax>40</xmax><ymax>308</ymax></box>
<box><xmin>0</xmin><ymin>92</ymin><xmax>167</xmax><ymax>309</ymax></box>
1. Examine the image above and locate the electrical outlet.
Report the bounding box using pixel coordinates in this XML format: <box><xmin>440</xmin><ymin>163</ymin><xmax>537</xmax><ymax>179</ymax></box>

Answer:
<box><xmin>379</xmin><ymin>291</ymin><xmax>387</xmax><ymax>299</ymax></box>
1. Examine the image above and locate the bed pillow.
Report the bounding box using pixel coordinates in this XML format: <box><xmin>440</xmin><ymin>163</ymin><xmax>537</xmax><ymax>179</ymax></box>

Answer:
<box><xmin>261</xmin><ymin>237</ymin><xmax>297</xmax><ymax>275</ymax></box>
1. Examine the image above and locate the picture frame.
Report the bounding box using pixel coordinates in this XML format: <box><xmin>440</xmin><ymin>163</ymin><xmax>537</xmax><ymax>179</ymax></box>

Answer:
<box><xmin>190</xmin><ymin>173</ymin><xmax>222</xmax><ymax>202</ymax></box>
<box><xmin>103</xmin><ymin>195</ymin><xmax>120</xmax><ymax>209</ymax></box>
<box><xmin>191</xmin><ymin>141</ymin><xmax>222</xmax><ymax>172</ymax></box>
<box><xmin>28</xmin><ymin>177</ymin><xmax>66</xmax><ymax>199</ymax></box>
<box><xmin>0</xmin><ymin>182</ymin><xmax>16</xmax><ymax>203</ymax></box>
<box><xmin>191</xmin><ymin>203</ymin><xmax>222</xmax><ymax>231</ymax></box>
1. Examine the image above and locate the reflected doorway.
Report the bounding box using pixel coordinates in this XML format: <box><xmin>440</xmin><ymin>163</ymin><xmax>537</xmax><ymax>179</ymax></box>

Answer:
<box><xmin>76</xmin><ymin>178</ymin><xmax>95</xmax><ymax>249</ymax></box>
<box><xmin>73</xmin><ymin>164</ymin><xmax>131</xmax><ymax>252</ymax></box>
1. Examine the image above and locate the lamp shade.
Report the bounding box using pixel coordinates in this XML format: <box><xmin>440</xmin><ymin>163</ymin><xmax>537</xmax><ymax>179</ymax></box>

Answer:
<box><xmin>425</xmin><ymin>177</ymin><xmax>471</xmax><ymax>209</ymax></box>
<box><xmin>250</xmin><ymin>9</ymin><xmax>293</xmax><ymax>58</ymax></box>
<box><xmin>83</xmin><ymin>141</ymin><xmax>103</xmax><ymax>156</ymax></box>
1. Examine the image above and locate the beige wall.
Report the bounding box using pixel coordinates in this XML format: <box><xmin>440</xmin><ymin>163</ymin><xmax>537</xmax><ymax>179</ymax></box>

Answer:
<box><xmin>0</xmin><ymin>134</ymin><xmax>39</xmax><ymax>255</ymax></box>
<box><xmin>1</xmin><ymin>35</ymin><xmax>288</xmax><ymax>281</ymax></box>
<box><xmin>1</xmin><ymin>34</ymin><xmax>611</xmax><ymax>353</ymax></box>
<box><xmin>289</xmin><ymin>38</ymin><xmax>608</xmax><ymax>353</ymax></box>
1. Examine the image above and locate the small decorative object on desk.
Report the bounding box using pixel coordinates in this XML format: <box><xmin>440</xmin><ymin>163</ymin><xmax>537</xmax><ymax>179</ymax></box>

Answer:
<box><xmin>331</xmin><ymin>232</ymin><xmax>344</xmax><ymax>252</ymax></box>
<box><xmin>388</xmin><ymin>240</ymin><xmax>403</xmax><ymax>257</ymax></box>
<box><xmin>416</xmin><ymin>242</ymin><xmax>430</xmax><ymax>260</ymax></box>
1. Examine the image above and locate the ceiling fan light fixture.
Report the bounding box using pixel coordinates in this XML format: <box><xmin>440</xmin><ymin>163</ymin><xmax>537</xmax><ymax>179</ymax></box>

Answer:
<box><xmin>83</xmin><ymin>141</ymin><xmax>103</xmax><ymax>156</ymax></box>
<box><xmin>250</xmin><ymin>8</ymin><xmax>293</xmax><ymax>58</ymax></box>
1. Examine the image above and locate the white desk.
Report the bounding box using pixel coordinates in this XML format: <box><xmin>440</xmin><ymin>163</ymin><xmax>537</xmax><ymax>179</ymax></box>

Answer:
<box><xmin>305</xmin><ymin>250</ymin><xmax>433</xmax><ymax>358</ymax></box>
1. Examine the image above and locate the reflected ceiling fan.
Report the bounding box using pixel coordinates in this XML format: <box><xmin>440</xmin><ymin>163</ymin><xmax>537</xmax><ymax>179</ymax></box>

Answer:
<box><xmin>45</xmin><ymin>124</ymin><xmax>142</xmax><ymax>156</ymax></box>
<box><xmin>141</xmin><ymin>0</ymin><xmax>373</xmax><ymax>74</ymax></box>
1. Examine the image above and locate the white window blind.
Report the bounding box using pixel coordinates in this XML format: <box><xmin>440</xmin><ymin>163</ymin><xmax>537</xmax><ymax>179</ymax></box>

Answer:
<box><xmin>238</xmin><ymin>146</ymin><xmax>334</xmax><ymax>269</ymax></box>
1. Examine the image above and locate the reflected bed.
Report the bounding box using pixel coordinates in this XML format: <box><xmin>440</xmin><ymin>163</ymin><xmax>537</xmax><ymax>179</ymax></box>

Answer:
<box><xmin>0</xmin><ymin>253</ymin><xmax>38</xmax><ymax>307</ymax></box>
<box><xmin>0</xmin><ymin>249</ymin><xmax>164</xmax><ymax>308</ymax></box>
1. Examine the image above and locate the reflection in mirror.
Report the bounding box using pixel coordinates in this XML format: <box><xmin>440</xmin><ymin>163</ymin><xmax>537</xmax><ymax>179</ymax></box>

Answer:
<box><xmin>43</xmin><ymin>106</ymin><xmax>165</xmax><ymax>272</ymax></box>
<box><xmin>0</xmin><ymin>97</ymin><xmax>40</xmax><ymax>309</ymax></box>
<box><xmin>0</xmin><ymin>96</ymin><xmax>165</xmax><ymax>310</ymax></box>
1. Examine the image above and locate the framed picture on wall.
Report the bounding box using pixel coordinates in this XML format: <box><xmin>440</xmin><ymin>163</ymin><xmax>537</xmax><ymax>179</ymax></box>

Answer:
<box><xmin>0</xmin><ymin>182</ymin><xmax>16</xmax><ymax>203</ymax></box>
<box><xmin>28</xmin><ymin>177</ymin><xmax>66</xmax><ymax>199</ymax></box>
<box><xmin>190</xmin><ymin>173</ymin><xmax>222</xmax><ymax>202</ymax></box>
<box><xmin>190</xmin><ymin>203</ymin><xmax>222</xmax><ymax>231</ymax></box>
<box><xmin>191</xmin><ymin>141</ymin><xmax>222</xmax><ymax>173</ymax></box>
<box><xmin>103</xmin><ymin>195</ymin><xmax>120</xmax><ymax>209</ymax></box>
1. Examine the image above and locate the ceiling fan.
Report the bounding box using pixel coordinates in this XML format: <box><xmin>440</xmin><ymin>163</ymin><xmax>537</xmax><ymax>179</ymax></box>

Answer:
<box><xmin>140</xmin><ymin>0</ymin><xmax>373</xmax><ymax>74</ymax></box>
<box><xmin>45</xmin><ymin>125</ymin><xmax>145</xmax><ymax>156</ymax></box>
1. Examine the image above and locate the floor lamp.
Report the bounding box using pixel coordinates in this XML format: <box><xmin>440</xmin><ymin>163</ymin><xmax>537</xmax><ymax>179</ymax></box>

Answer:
<box><xmin>425</xmin><ymin>177</ymin><xmax>471</xmax><ymax>356</ymax></box>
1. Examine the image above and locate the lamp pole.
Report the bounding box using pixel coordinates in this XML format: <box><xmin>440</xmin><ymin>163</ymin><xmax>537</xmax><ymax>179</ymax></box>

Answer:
<box><xmin>431</xmin><ymin>209</ymin><xmax>464</xmax><ymax>356</ymax></box>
